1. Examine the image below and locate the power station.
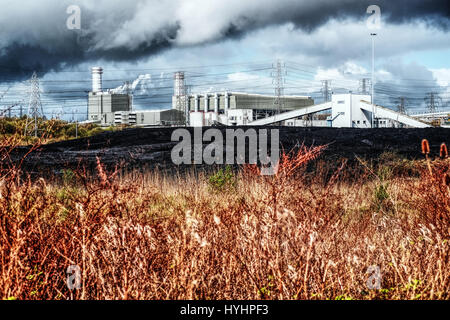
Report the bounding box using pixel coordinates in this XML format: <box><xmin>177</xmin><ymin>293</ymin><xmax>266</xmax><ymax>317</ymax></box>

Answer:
<box><xmin>84</xmin><ymin>66</ymin><xmax>448</xmax><ymax>129</ymax></box>
<box><xmin>87</xmin><ymin>67</ymin><xmax>183</xmax><ymax>126</ymax></box>
<box><xmin>88</xmin><ymin>67</ymin><xmax>132</xmax><ymax>125</ymax></box>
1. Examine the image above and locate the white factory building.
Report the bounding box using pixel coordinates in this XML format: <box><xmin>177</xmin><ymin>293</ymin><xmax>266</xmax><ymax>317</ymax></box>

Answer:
<box><xmin>178</xmin><ymin>91</ymin><xmax>315</xmax><ymax>126</ymax></box>
<box><xmin>174</xmin><ymin>71</ymin><xmax>429</xmax><ymax>128</ymax></box>
<box><xmin>183</xmin><ymin>92</ymin><xmax>428</xmax><ymax>128</ymax></box>
<box><xmin>246</xmin><ymin>93</ymin><xmax>431</xmax><ymax>128</ymax></box>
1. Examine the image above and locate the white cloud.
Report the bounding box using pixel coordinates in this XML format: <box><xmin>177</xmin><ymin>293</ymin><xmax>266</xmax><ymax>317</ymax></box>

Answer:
<box><xmin>432</xmin><ymin>68</ymin><xmax>450</xmax><ymax>87</ymax></box>
<box><xmin>431</xmin><ymin>68</ymin><xmax>450</xmax><ymax>108</ymax></box>
<box><xmin>242</xmin><ymin>20</ymin><xmax>450</xmax><ymax>68</ymax></box>
<box><xmin>227</xmin><ymin>72</ymin><xmax>260</xmax><ymax>82</ymax></box>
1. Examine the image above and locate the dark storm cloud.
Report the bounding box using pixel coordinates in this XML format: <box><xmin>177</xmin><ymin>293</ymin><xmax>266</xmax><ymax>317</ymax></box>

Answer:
<box><xmin>0</xmin><ymin>0</ymin><xmax>448</xmax><ymax>81</ymax></box>
<box><xmin>293</xmin><ymin>0</ymin><xmax>450</xmax><ymax>29</ymax></box>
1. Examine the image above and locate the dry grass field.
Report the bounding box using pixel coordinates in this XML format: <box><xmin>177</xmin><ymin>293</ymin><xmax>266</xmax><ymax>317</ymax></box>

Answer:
<box><xmin>0</xmin><ymin>136</ymin><xmax>448</xmax><ymax>300</ymax></box>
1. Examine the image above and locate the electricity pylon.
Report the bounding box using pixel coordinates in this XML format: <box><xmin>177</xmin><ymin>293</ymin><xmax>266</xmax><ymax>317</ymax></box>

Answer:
<box><xmin>24</xmin><ymin>72</ymin><xmax>44</xmax><ymax>137</ymax></box>
<box><xmin>321</xmin><ymin>80</ymin><xmax>332</xmax><ymax>102</ymax></box>
<box><xmin>272</xmin><ymin>60</ymin><xmax>286</xmax><ymax>115</ymax></box>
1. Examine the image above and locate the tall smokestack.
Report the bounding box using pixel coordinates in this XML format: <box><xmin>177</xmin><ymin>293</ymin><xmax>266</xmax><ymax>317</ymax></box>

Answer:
<box><xmin>91</xmin><ymin>67</ymin><xmax>103</xmax><ymax>93</ymax></box>
<box><xmin>174</xmin><ymin>71</ymin><xmax>185</xmax><ymax>97</ymax></box>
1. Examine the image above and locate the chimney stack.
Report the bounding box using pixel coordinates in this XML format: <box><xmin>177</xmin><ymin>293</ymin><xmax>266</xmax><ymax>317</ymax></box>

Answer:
<box><xmin>91</xmin><ymin>67</ymin><xmax>103</xmax><ymax>93</ymax></box>
<box><xmin>174</xmin><ymin>71</ymin><xmax>185</xmax><ymax>97</ymax></box>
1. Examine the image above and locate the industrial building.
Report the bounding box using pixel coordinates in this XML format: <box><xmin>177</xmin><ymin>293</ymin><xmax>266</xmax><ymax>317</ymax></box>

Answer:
<box><xmin>88</xmin><ymin>67</ymin><xmax>183</xmax><ymax>126</ymax></box>
<box><xmin>88</xmin><ymin>92</ymin><xmax>132</xmax><ymax>125</ymax></box>
<box><xmin>247</xmin><ymin>93</ymin><xmax>432</xmax><ymax>128</ymax></box>
<box><xmin>331</xmin><ymin>93</ymin><xmax>372</xmax><ymax>128</ymax></box>
<box><xmin>182</xmin><ymin>91</ymin><xmax>415</xmax><ymax>128</ymax></box>
<box><xmin>170</xmin><ymin>70</ymin><xmax>443</xmax><ymax>128</ymax></box>
<box><xmin>87</xmin><ymin>68</ymin><xmax>443</xmax><ymax>129</ymax></box>
<box><xmin>88</xmin><ymin>67</ymin><xmax>132</xmax><ymax>125</ymax></box>
<box><xmin>114</xmin><ymin>109</ymin><xmax>184</xmax><ymax>126</ymax></box>
<box><xmin>184</xmin><ymin>92</ymin><xmax>314</xmax><ymax>114</ymax></box>
<box><xmin>173</xmin><ymin>91</ymin><xmax>315</xmax><ymax>126</ymax></box>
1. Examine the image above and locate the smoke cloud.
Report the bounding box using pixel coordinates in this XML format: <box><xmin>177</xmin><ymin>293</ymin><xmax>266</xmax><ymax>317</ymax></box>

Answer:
<box><xmin>0</xmin><ymin>0</ymin><xmax>449</xmax><ymax>80</ymax></box>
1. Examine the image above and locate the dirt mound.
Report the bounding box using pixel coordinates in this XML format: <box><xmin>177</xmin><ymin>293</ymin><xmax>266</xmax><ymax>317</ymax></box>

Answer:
<box><xmin>9</xmin><ymin>127</ymin><xmax>449</xmax><ymax>174</ymax></box>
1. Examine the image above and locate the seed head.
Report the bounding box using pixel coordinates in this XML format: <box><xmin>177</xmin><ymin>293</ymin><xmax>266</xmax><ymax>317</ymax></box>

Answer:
<box><xmin>440</xmin><ymin>143</ymin><xmax>448</xmax><ymax>159</ymax></box>
<box><xmin>444</xmin><ymin>173</ymin><xmax>450</xmax><ymax>186</ymax></box>
<box><xmin>421</xmin><ymin>139</ymin><xmax>430</xmax><ymax>155</ymax></box>
<box><xmin>213</xmin><ymin>215</ymin><xmax>221</xmax><ymax>225</ymax></box>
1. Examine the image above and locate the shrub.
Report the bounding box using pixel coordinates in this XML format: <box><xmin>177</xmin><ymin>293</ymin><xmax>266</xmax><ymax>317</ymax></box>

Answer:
<box><xmin>62</xmin><ymin>169</ymin><xmax>76</xmax><ymax>186</ymax></box>
<box><xmin>2</xmin><ymin>121</ymin><xmax>17</xmax><ymax>134</ymax></box>
<box><xmin>373</xmin><ymin>183</ymin><xmax>389</xmax><ymax>207</ymax></box>
<box><xmin>87</xmin><ymin>127</ymin><xmax>105</xmax><ymax>137</ymax></box>
<box><xmin>208</xmin><ymin>166</ymin><xmax>236</xmax><ymax>192</ymax></box>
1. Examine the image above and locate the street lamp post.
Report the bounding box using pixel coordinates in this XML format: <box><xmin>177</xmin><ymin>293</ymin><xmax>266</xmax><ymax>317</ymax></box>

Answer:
<box><xmin>371</xmin><ymin>33</ymin><xmax>377</xmax><ymax>128</ymax></box>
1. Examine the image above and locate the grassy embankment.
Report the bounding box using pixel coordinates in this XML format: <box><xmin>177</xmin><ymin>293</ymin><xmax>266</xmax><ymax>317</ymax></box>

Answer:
<box><xmin>0</xmin><ymin>117</ymin><xmax>121</xmax><ymax>145</ymax></box>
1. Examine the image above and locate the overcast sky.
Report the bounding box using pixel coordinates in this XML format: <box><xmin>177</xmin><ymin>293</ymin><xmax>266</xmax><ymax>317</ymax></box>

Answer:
<box><xmin>0</xmin><ymin>0</ymin><xmax>449</xmax><ymax>118</ymax></box>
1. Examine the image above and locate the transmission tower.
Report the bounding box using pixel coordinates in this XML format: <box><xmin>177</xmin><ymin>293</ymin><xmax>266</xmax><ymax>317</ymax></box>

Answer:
<box><xmin>396</xmin><ymin>97</ymin><xmax>407</xmax><ymax>114</ymax></box>
<box><xmin>425</xmin><ymin>92</ymin><xmax>442</xmax><ymax>114</ymax></box>
<box><xmin>272</xmin><ymin>60</ymin><xmax>286</xmax><ymax>115</ymax></box>
<box><xmin>359</xmin><ymin>78</ymin><xmax>371</xmax><ymax>95</ymax></box>
<box><xmin>24</xmin><ymin>72</ymin><xmax>44</xmax><ymax>137</ymax></box>
<box><xmin>321</xmin><ymin>80</ymin><xmax>332</xmax><ymax>102</ymax></box>
<box><xmin>123</xmin><ymin>81</ymin><xmax>134</xmax><ymax>112</ymax></box>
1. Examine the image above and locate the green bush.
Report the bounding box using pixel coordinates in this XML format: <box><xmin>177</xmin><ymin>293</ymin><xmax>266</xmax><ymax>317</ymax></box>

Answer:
<box><xmin>64</xmin><ymin>125</ymin><xmax>77</xmax><ymax>137</ymax></box>
<box><xmin>374</xmin><ymin>184</ymin><xmax>389</xmax><ymax>202</ymax></box>
<box><xmin>62</xmin><ymin>169</ymin><xmax>76</xmax><ymax>186</ymax></box>
<box><xmin>208</xmin><ymin>166</ymin><xmax>236</xmax><ymax>192</ymax></box>
<box><xmin>0</xmin><ymin>117</ymin><xmax>112</xmax><ymax>143</ymax></box>
<box><xmin>78</xmin><ymin>127</ymin><xmax>88</xmax><ymax>138</ymax></box>
<box><xmin>87</xmin><ymin>127</ymin><xmax>104</xmax><ymax>136</ymax></box>
<box><xmin>373</xmin><ymin>183</ymin><xmax>390</xmax><ymax>211</ymax></box>
<box><xmin>2</xmin><ymin>121</ymin><xmax>16</xmax><ymax>134</ymax></box>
